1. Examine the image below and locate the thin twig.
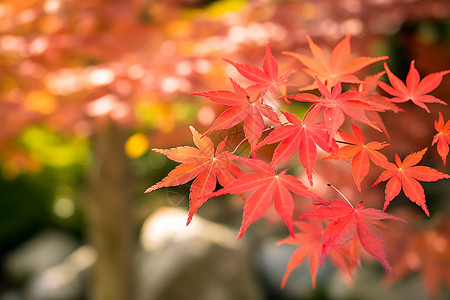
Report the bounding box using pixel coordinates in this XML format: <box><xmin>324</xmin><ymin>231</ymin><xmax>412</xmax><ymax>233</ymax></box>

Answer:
<box><xmin>232</xmin><ymin>122</ymin><xmax>287</xmax><ymax>154</ymax></box>
<box><xmin>335</xmin><ymin>140</ymin><xmax>355</xmax><ymax>145</ymax></box>
<box><xmin>314</xmin><ymin>167</ymin><xmax>355</xmax><ymax>209</ymax></box>
<box><xmin>301</xmin><ymin>103</ymin><xmax>318</xmax><ymax>123</ymax></box>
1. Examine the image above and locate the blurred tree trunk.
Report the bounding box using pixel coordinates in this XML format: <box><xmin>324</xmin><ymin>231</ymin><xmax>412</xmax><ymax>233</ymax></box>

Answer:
<box><xmin>86</xmin><ymin>119</ymin><xmax>134</xmax><ymax>300</ymax></box>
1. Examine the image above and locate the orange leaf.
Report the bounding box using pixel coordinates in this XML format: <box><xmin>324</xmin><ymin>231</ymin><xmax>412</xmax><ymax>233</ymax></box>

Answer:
<box><xmin>372</xmin><ymin>148</ymin><xmax>450</xmax><ymax>216</ymax></box>
<box><xmin>283</xmin><ymin>34</ymin><xmax>388</xmax><ymax>91</ymax></box>
<box><xmin>223</xmin><ymin>43</ymin><xmax>294</xmax><ymax>96</ymax></box>
<box><xmin>324</xmin><ymin>123</ymin><xmax>389</xmax><ymax>191</ymax></box>
<box><xmin>145</xmin><ymin>126</ymin><xmax>242</xmax><ymax>225</ymax></box>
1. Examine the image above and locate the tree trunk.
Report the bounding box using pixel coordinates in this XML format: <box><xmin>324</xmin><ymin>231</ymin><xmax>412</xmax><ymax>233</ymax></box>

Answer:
<box><xmin>86</xmin><ymin>120</ymin><xmax>134</xmax><ymax>300</ymax></box>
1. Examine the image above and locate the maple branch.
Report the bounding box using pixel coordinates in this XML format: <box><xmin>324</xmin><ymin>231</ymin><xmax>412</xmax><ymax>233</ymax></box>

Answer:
<box><xmin>313</xmin><ymin>167</ymin><xmax>355</xmax><ymax>209</ymax></box>
<box><xmin>335</xmin><ymin>139</ymin><xmax>388</xmax><ymax>146</ymax></box>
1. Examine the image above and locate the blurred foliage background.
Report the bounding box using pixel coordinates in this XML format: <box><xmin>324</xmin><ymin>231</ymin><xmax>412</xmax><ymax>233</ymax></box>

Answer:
<box><xmin>0</xmin><ymin>0</ymin><xmax>449</xmax><ymax>300</ymax></box>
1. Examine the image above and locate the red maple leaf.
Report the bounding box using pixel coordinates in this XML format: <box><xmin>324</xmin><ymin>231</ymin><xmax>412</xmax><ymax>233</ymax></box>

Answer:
<box><xmin>192</xmin><ymin>79</ymin><xmax>280</xmax><ymax>153</ymax></box>
<box><xmin>378</xmin><ymin>61</ymin><xmax>450</xmax><ymax>112</ymax></box>
<box><xmin>145</xmin><ymin>126</ymin><xmax>242</xmax><ymax>224</ymax></box>
<box><xmin>432</xmin><ymin>112</ymin><xmax>450</xmax><ymax>166</ymax></box>
<box><xmin>357</xmin><ymin>71</ymin><xmax>406</xmax><ymax>138</ymax></box>
<box><xmin>276</xmin><ymin>219</ymin><xmax>355</xmax><ymax>288</ymax></box>
<box><xmin>300</xmin><ymin>199</ymin><xmax>406</xmax><ymax>274</ymax></box>
<box><xmin>324</xmin><ymin>123</ymin><xmax>389</xmax><ymax>191</ymax></box>
<box><xmin>358</xmin><ymin>72</ymin><xmax>404</xmax><ymax>113</ymax></box>
<box><xmin>286</xmin><ymin>77</ymin><xmax>381</xmax><ymax>146</ymax></box>
<box><xmin>257</xmin><ymin>108</ymin><xmax>338</xmax><ymax>186</ymax></box>
<box><xmin>283</xmin><ymin>34</ymin><xmax>388</xmax><ymax>91</ymax></box>
<box><xmin>224</xmin><ymin>43</ymin><xmax>294</xmax><ymax>96</ymax></box>
<box><xmin>204</xmin><ymin>157</ymin><xmax>321</xmax><ymax>239</ymax></box>
<box><xmin>372</xmin><ymin>148</ymin><xmax>450</xmax><ymax>216</ymax></box>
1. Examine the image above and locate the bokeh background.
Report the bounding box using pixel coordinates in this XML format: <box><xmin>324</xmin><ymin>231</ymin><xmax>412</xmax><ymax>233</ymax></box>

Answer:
<box><xmin>0</xmin><ymin>0</ymin><xmax>449</xmax><ymax>299</ymax></box>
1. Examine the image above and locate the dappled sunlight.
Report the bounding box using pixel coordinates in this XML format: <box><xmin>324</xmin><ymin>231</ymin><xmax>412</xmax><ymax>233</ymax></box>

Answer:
<box><xmin>140</xmin><ymin>207</ymin><xmax>239</xmax><ymax>252</ymax></box>
<box><xmin>53</xmin><ymin>197</ymin><xmax>76</xmax><ymax>219</ymax></box>
<box><xmin>197</xmin><ymin>106</ymin><xmax>215</xmax><ymax>126</ymax></box>
<box><xmin>87</xmin><ymin>68</ymin><xmax>115</xmax><ymax>87</ymax></box>
<box><xmin>43</xmin><ymin>0</ymin><xmax>61</xmax><ymax>14</ymax></box>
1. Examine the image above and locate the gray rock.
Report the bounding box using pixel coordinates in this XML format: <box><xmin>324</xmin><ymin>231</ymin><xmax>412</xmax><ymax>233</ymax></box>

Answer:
<box><xmin>328</xmin><ymin>267</ymin><xmax>432</xmax><ymax>300</ymax></box>
<box><xmin>257</xmin><ymin>239</ymin><xmax>334</xmax><ymax>299</ymax></box>
<box><xmin>25</xmin><ymin>245</ymin><xmax>96</xmax><ymax>300</ymax></box>
<box><xmin>5</xmin><ymin>230</ymin><xmax>79</xmax><ymax>281</ymax></box>
<box><xmin>0</xmin><ymin>290</ymin><xmax>23</xmax><ymax>300</ymax></box>
<box><xmin>136</xmin><ymin>207</ymin><xmax>263</xmax><ymax>300</ymax></box>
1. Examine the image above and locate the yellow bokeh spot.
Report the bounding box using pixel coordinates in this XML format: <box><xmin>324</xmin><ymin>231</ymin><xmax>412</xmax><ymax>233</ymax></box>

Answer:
<box><xmin>206</xmin><ymin>0</ymin><xmax>246</xmax><ymax>17</ymax></box>
<box><xmin>125</xmin><ymin>133</ymin><xmax>149</xmax><ymax>158</ymax></box>
<box><xmin>53</xmin><ymin>197</ymin><xmax>75</xmax><ymax>219</ymax></box>
<box><xmin>24</xmin><ymin>90</ymin><xmax>57</xmax><ymax>114</ymax></box>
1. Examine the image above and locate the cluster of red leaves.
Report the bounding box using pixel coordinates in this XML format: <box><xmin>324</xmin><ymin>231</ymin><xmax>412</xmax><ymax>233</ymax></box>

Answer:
<box><xmin>385</xmin><ymin>218</ymin><xmax>450</xmax><ymax>298</ymax></box>
<box><xmin>146</xmin><ymin>35</ymin><xmax>449</xmax><ymax>289</ymax></box>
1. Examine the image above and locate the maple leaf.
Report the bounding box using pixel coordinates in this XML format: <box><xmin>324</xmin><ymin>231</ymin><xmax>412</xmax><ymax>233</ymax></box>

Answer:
<box><xmin>357</xmin><ymin>71</ymin><xmax>406</xmax><ymax>138</ymax></box>
<box><xmin>324</xmin><ymin>123</ymin><xmax>389</xmax><ymax>191</ymax></box>
<box><xmin>223</xmin><ymin>43</ymin><xmax>294</xmax><ymax>96</ymax></box>
<box><xmin>286</xmin><ymin>77</ymin><xmax>381</xmax><ymax>146</ymax></box>
<box><xmin>358</xmin><ymin>72</ymin><xmax>404</xmax><ymax>113</ymax></box>
<box><xmin>432</xmin><ymin>112</ymin><xmax>450</xmax><ymax>166</ymax></box>
<box><xmin>257</xmin><ymin>108</ymin><xmax>338</xmax><ymax>186</ymax></box>
<box><xmin>378</xmin><ymin>61</ymin><xmax>450</xmax><ymax>112</ymax></box>
<box><xmin>300</xmin><ymin>199</ymin><xmax>406</xmax><ymax>274</ymax></box>
<box><xmin>145</xmin><ymin>126</ymin><xmax>242</xmax><ymax>225</ymax></box>
<box><xmin>372</xmin><ymin>148</ymin><xmax>450</xmax><ymax>216</ymax></box>
<box><xmin>283</xmin><ymin>34</ymin><xmax>388</xmax><ymax>91</ymax></box>
<box><xmin>276</xmin><ymin>219</ymin><xmax>354</xmax><ymax>288</ymax></box>
<box><xmin>203</xmin><ymin>157</ymin><xmax>321</xmax><ymax>239</ymax></box>
<box><xmin>191</xmin><ymin>79</ymin><xmax>280</xmax><ymax>153</ymax></box>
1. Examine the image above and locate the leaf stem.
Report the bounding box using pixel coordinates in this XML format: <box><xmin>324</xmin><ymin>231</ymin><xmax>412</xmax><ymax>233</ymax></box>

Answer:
<box><xmin>335</xmin><ymin>140</ymin><xmax>388</xmax><ymax>146</ymax></box>
<box><xmin>232</xmin><ymin>123</ymin><xmax>287</xmax><ymax>155</ymax></box>
<box><xmin>335</xmin><ymin>140</ymin><xmax>355</xmax><ymax>145</ymax></box>
<box><xmin>232</xmin><ymin>137</ymin><xmax>248</xmax><ymax>155</ymax></box>
<box><xmin>301</xmin><ymin>103</ymin><xmax>318</xmax><ymax>123</ymax></box>
<box><xmin>313</xmin><ymin>167</ymin><xmax>355</xmax><ymax>209</ymax></box>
